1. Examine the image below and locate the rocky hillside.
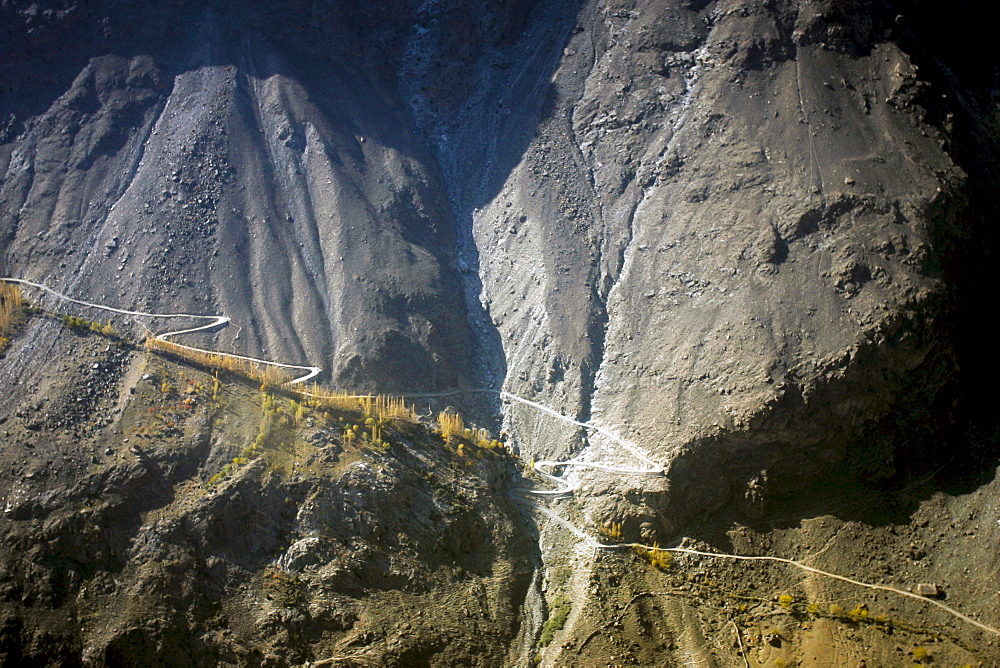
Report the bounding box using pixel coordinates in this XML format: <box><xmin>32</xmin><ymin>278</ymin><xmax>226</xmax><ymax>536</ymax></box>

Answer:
<box><xmin>0</xmin><ymin>315</ymin><xmax>532</xmax><ymax>665</ymax></box>
<box><xmin>2</xmin><ymin>0</ymin><xmax>999</xmax><ymax>665</ymax></box>
<box><xmin>1</xmin><ymin>0</ymin><xmax>481</xmax><ymax>393</ymax></box>
<box><xmin>433</xmin><ymin>0</ymin><xmax>1000</xmax><ymax>537</ymax></box>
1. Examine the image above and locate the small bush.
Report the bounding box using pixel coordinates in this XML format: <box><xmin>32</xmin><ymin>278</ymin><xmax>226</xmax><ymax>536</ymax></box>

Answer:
<box><xmin>633</xmin><ymin>543</ymin><xmax>672</xmax><ymax>570</ymax></box>
<box><xmin>599</xmin><ymin>522</ymin><xmax>623</xmax><ymax>540</ymax></box>
<box><xmin>539</xmin><ymin>598</ymin><xmax>571</xmax><ymax>647</ymax></box>
<box><xmin>263</xmin><ymin>566</ymin><xmax>307</xmax><ymax>608</ymax></box>
<box><xmin>848</xmin><ymin>604</ymin><xmax>869</xmax><ymax>621</ymax></box>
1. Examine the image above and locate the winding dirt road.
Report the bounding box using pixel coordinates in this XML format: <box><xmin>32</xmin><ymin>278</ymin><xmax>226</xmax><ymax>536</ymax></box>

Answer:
<box><xmin>2</xmin><ymin>277</ymin><xmax>320</xmax><ymax>384</ymax></box>
<box><xmin>3</xmin><ymin>276</ymin><xmax>997</xmax><ymax>638</ymax></box>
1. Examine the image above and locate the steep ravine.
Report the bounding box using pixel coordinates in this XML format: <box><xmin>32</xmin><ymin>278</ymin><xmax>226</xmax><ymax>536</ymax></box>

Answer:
<box><xmin>408</xmin><ymin>0</ymin><xmax>992</xmax><ymax>538</ymax></box>
<box><xmin>399</xmin><ymin>0</ymin><xmax>1000</xmax><ymax>663</ymax></box>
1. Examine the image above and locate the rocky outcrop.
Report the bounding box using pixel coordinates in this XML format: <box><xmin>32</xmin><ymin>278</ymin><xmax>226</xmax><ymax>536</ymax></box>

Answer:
<box><xmin>0</xmin><ymin>329</ymin><xmax>532</xmax><ymax>665</ymax></box>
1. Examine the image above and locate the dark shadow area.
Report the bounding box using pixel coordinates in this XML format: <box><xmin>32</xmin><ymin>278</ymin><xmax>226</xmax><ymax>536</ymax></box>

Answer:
<box><xmin>660</xmin><ymin>0</ymin><xmax>1000</xmax><ymax>542</ymax></box>
<box><xmin>882</xmin><ymin>0</ymin><xmax>1000</xmax><ymax>429</ymax></box>
<box><xmin>678</xmin><ymin>417</ymin><xmax>999</xmax><ymax>545</ymax></box>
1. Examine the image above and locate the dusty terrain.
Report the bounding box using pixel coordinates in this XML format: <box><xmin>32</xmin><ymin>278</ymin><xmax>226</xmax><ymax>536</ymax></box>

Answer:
<box><xmin>532</xmin><ymin>455</ymin><xmax>1000</xmax><ymax>666</ymax></box>
<box><xmin>2</xmin><ymin>0</ymin><xmax>999</xmax><ymax>665</ymax></box>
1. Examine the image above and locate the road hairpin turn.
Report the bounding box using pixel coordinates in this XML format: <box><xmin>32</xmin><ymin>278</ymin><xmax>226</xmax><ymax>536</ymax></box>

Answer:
<box><xmin>3</xmin><ymin>276</ymin><xmax>997</xmax><ymax>638</ymax></box>
<box><xmin>1</xmin><ymin>277</ymin><xmax>320</xmax><ymax>385</ymax></box>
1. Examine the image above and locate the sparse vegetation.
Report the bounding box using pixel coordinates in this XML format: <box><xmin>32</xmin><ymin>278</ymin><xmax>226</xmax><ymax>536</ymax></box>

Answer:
<box><xmin>62</xmin><ymin>314</ymin><xmax>118</xmax><ymax>338</ymax></box>
<box><xmin>208</xmin><ymin>388</ymin><xmax>281</xmax><ymax>486</ymax></box>
<box><xmin>0</xmin><ymin>282</ymin><xmax>24</xmax><ymax>352</ymax></box>
<box><xmin>299</xmin><ymin>385</ymin><xmax>416</xmax><ymax>424</ymax></box>
<box><xmin>539</xmin><ymin>597</ymin><xmax>571</xmax><ymax>647</ymax></box>
<box><xmin>633</xmin><ymin>542</ymin><xmax>673</xmax><ymax>570</ymax></box>
<box><xmin>848</xmin><ymin>603</ymin><xmax>869</xmax><ymax>622</ymax></box>
<box><xmin>293</xmin><ymin>400</ymin><xmax>308</xmax><ymax>424</ymax></box>
<box><xmin>263</xmin><ymin>566</ymin><xmax>307</xmax><ymax>609</ymax></box>
<box><xmin>146</xmin><ymin>336</ymin><xmax>295</xmax><ymax>386</ymax></box>
<box><xmin>436</xmin><ymin>408</ymin><xmax>505</xmax><ymax>455</ymax></box>
<box><xmin>599</xmin><ymin>521</ymin><xmax>623</xmax><ymax>540</ymax></box>
<box><xmin>342</xmin><ymin>415</ymin><xmax>388</xmax><ymax>450</ymax></box>
<box><xmin>438</xmin><ymin>409</ymin><xmax>465</xmax><ymax>441</ymax></box>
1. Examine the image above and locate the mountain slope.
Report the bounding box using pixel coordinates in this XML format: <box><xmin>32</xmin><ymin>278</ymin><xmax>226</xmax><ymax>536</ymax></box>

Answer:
<box><xmin>1</xmin><ymin>0</ymin><xmax>477</xmax><ymax>392</ymax></box>
<box><xmin>420</xmin><ymin>0</ymin><xmax>996</xmax><ymax>536</ymax></box>
<box><xmin>2</xmin><ymin>0</ymin><xmax>999</xmax><ymax>665</ymax></box>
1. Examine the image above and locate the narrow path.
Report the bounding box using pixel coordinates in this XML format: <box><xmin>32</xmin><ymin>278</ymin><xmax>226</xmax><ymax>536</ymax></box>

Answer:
<box><xmin>1</xmin><ymin>277</ymin><xmax>320</xmax><ymax>384</ymax></box>
<box><xmin>399</xmin><ymin>387</ymin><xmax>1000</xmax><ymax>639</ymax></box>
<box><xmin>398</xmin><ymin>387</ymin><xmax>664</xmax><ymax>474</ymax></box>
<box><xmin>3</xmin><ymin>276</ymin><xmax>997</xmax><ymax>638</ymax></box>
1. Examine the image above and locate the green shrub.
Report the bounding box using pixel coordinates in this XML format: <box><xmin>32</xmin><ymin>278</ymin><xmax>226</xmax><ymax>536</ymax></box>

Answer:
<box><xmin>539</xmin><ymin>598</ymin><xmax>571</xmax><ymax>647</ymax></box>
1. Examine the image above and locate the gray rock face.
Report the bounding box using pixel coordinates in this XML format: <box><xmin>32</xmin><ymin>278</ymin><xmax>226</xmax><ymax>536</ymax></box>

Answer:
<box><xmin>2</xmin><ymin>0</ymin><xmax>997</xmax><ymax>555</ymax></box>
<box><xmin>410</xmin><ymin>0</ymin><xmax>996</xmax><ymax>534</ymax></box>
<box><xmin>1</xmin><ymin>0</ymin><xmax>480</xmax><ymax>393</ymax></box>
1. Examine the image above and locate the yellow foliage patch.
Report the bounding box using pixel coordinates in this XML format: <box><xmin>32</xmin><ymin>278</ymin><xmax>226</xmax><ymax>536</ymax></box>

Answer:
<box><xmin>0</xmin><ymin>283</ymin><xmax>23</xmax><ymax>341</ymax></box>
<box><xmin>146</xmin><ymin>337</ymin><xmax>295</xmax><ymax>386</ymax></box>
